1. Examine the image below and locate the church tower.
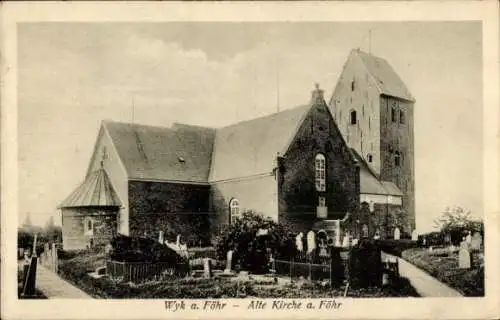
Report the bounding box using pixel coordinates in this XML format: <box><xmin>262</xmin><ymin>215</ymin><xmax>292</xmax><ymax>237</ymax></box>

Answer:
<box><xmin>329</xmin><ymin>49</ymin><xmax>416</xmax><ymax>232</ymax></box>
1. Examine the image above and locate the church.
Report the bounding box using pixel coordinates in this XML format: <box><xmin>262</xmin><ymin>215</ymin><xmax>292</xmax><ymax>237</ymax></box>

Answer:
<box><xmin>59</xmin><ymin>49</ymin><xmax>415</xmax><ymax>250</ymax></box>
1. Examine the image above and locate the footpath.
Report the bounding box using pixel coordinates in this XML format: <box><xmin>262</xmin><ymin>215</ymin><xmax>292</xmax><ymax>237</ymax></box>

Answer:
<box><xmin>382</xmin><ymin>252</ymin><xmax>463</xmax><ymax>297</ymax></box>
<box><xmin>34</xmin><ymin>263</ymin><xmax>93</xmax><ymax>299</ymax></box>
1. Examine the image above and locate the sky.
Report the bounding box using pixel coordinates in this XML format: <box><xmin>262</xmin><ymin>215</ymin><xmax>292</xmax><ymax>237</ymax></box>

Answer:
<box><xmin>17</xmin><ymin>22</ymin><xmax>483</xmax><ymax>233</ymax></box>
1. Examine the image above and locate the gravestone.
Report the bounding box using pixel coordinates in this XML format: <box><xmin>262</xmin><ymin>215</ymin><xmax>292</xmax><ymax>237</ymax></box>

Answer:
<box><xmin>176</xmin><ymin>235</ymin><xmax>181</xmax><ymax>246</ymax></box>
<box><xmin>465</xmin><ymin>231</ymin><xmax>472</xmax><ymax>244</ymax></box>
<box><xmin>411</xmin><ymin>230</ymin><xmax>418</xmax><ymax>241</ymax></box>
<box><xmin>394</xmin><ymin>227</ymin><xmax>401</xmax><ymax>240</ymax></box>
<box><xmin>203</xmin><ymin>258</ymin><xmax>213</xmax><ymax>278</ymax></box>
<box><xmin>471</xmin><ymin>232</ymin><xmax>482</xmax><ymax>251</ymax></box>
<box><xmin>307</xmin><ymin>231</ymin><xmax>316</xmax><ymax>254</ymax></box>
<box><xmin>334</xmin><ymin>220</ymin><xmax>342</xmax><ymax>247</ymax></box>
<box><xmin>362</xmin><ymin>224</ymin><xmax>369</xmax><ymax>238</ymax></box>
<box><xmin>342</xmin><ymin>232</ymin><xmax>351</xmax><ymax>248</ymax></box>
<box><xmin>295</xmin><ymin>232</ymin><xmax>304</xmax><ymax>252</ymax></box>
<box><xmin>458</xmin><ymin>241</ymin><xmax>471</xmax><ymax>269</ymax></box>
<box><xmin>158</xmin><ymin>231</ymin><xmax>164</xmax><ymax>244</ymax></box>
<box><xmin>224</xmin><ymin>250</ymin><xmax>233</xmax><ymax>274</ymax></box>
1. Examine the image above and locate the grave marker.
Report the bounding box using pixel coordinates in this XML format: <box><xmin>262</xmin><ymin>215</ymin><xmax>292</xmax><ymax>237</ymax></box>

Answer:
<box><xmin>394</xmin><ymin>227</ymin><xmax>401</xmax><ymax>240</ymax></box>
<box><xmin>307</xmin><ymin>231</ymin><xmax>316</xmax><ymax>254</ymax></box>
<box><xmin>203</xmin><ymin>258</ymin><xmax>213</xmax><ymax>278</ymax></box>
<box><xmin>158</xmin><ymin>231</ymin><xmax>164</xmax><ymax>244</ymax></box>
<box><xmin>471</xmin><ymin>232</ymin><xmax>482</xmax><ymax>251</ymax></box>
<box><xmin>411</xmin><ymin>230</ymin><xmax>418</xmax><ymax>241</ymax></box>
<box><xmin>224</xmin><ymin>250</ymin><xmax>233</xmax><ymax>274</ymax></box>
<box><xmin>458</xmin><ymin>241</ymin><xmax>471</xmax><ymax>269</ymax></box>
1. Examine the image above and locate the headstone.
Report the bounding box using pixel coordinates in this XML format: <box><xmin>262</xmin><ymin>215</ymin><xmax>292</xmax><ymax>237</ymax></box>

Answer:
<box><xmin>428</xmin><ymin>246</ymin><xmax>433</xmax><ymax>252</ymax></box>
<box><xmin>394</xmin><ymin>227</ymin><xmax>401</xmax><ymax>240</ymax></box>
<box><xmin>362</xmin><ymin>224</ymin><xmax>369</xmax><ymax>238</ymax></box>
<box><xmin>342</xmin><ymin>232</ymin><xmax>351</xmax><ymax>248</ymax></box>
<box><xmin>465</xmin><ymin>231</ymin><xmax>472</xmax><ymax>244</ymax></box>
<box><xmin>295</xmin><ymin>232</ymin><xmax>304</xmax><ymax>252</ymax></box>
<box><xmin>224</xmin><ymin>250</ymin><xmax>233</xmax><ymax>274</ymax></box>
<box><xmin>203</xmin><ymin>258</ymin><xmax>213</xmax><ymax>278</ymax></box>
<box><xmin>471</xmin><ymin>232</ymin><xmax>482</xmax><ymax>251</ymax></box>
<box><xmin>411</xmin><ymin>230</ymin><xmax>418</xmax><ymax>241</ymax></box>
<box><xmin>458</xmin><ymin>241</ymin><xmax>471</xmax><ymax>269</ymax></box>
<box><xmin>334</xmin><ymin>220</ymin><xmax>342</xmax><ymax>247</ymax></box>
<box><xmin>306</xmin><ymin>231</ymin><xmax>316</xmax><ymax>254</ymax></box>
<box><xmin>176</xmin><ymin>235</ymin><xmax>181</xmax><ymax>246</ymax></box>
<box><xmin>423</xmin><ymin>237</ymin><xmax>427</xmax><ymax>246</ymax></box>
<box><xmin>158</xmin><ymin>231</ymin><xmax>164</xmax><ymax>244</ymax></box>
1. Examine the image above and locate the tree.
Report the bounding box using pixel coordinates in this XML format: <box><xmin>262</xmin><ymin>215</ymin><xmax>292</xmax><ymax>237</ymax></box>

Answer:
<box><xmin>214</xmin><ymin>210</ymin><xmax>291</xmax><ymax>273</ymax></box>
<box><xmin>434</xmin><ymin>206</ymin><xmax>483</xmax><ymax>245</ymax></box>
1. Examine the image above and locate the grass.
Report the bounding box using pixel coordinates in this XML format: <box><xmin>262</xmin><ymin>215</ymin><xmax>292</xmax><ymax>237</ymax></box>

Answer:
<box><xmin>402</xmin><ymin>248</ymin><xmax>484</xmax><ymax>297</ymax></box>
<box><xmin>58</xmin><ymin>250</ymin><xmax>419</xmax><ymax>299</ymax></box>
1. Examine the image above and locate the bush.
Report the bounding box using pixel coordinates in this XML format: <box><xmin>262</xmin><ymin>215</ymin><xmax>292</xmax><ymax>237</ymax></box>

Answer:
<box><xmin>347</xmin><ymin>238</ymin><xmax>383</xmax><ymax>288</ymax></box>
<box><xmin>214</xmin><ymin>211</ymin><xmax>291</xmax><ymax>273</ymax></box>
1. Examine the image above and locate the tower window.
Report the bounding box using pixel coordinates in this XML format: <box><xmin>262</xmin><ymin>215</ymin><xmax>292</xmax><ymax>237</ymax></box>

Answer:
<box><xmin>392</xmin><ymin>107</ymin><xmax>397</xmax><ymax>122</ymax></box>
<box><xmin>362</xmin><ymin>104</ymin><xmax>365</xmax><ymax>116</ymax></box>
<box><xmin>315</xmin><ymin>154</ymin><xmax>326</xmax><ymax>192</ymax></box>
<box><xmin>400</xmin><ymin>110</ymin><xmax>405</xmax><ymax>124</ymax></box>
<box><xmin>394</xmin><ymin>152</ymin><xmax>401</xmax><ymax>167</ymax></box>
<box><xmin>367</xmin><ymin>154</ymin><xmax>373</xmax><ymax>163</ymax></box>
<box><xmin>350</xmin><ymin>110</ymin><xmax>357</xmax><ymax>125</ymax></box>
<box><xmin>351</xmin><ymin>80</ymin><xmax>355</xmax><ymax>91</ymax></box>
<box><xmin>229</xmin><ymin>198</ymin><xmax>240</xmax><ymax>224</ymax></box>
<box><xmin>369</xmin><ymin>117</ymin><xmax>371</xmax><ymax>129</ymax></box>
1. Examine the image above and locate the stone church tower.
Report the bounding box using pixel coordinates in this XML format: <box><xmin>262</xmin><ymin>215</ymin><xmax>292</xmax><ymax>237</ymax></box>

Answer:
<box><xmin>329</xmin><ymin>49</ymin><xmax>416</xmax><ymax>232</ymax></box>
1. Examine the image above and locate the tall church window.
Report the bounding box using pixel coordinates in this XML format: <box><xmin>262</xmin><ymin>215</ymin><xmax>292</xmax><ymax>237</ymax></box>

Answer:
<box><xmin>229</xmin><ymin>198</ymin><xmax>240</xmax><ymax>223</ymax></box>
<box><xmin>394</xmin><ymin>151</ymin><xmax>401</xmax><ymax>167</ymax></box>
<box><xmin>350</xmin><ymin>110</ymin><xmax>357</xmax><ymax>125</ymax></box>
<box><xmin>367</xmin><ymin>154</ymin><xmax>373</xmax><ymax>163</ymax></box>
<box><xmin>400</xmin><ymin>110</ymin><xmax>405</xmax><ymax>124</ymax></box>
<box><xmin>315</xmin><ymin>154</ymin><xmax>326</xmax><ymax>192</ymax></box>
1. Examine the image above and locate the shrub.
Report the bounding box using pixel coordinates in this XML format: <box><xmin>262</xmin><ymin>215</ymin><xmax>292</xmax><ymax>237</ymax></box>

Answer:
<box><xmin>214</xmin><ymin>211</ymin><xmax>291</xmax><ymax>273</ymax></box>
<box><xmin>347</xmin><ymin>238</ymin><xmax>383</xmax><ymax>288</ymax></box>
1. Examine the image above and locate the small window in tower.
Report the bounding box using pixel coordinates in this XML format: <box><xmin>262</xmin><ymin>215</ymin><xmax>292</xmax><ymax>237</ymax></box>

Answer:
<box><xmin>400</xmin><ymin>110</ymin><xmax>405</xmax><ymax>124</ymax></box>
<box><xmin>367</xmin><ymin>154</ymin><xmax>373</xmax><ymax>163</ymax></box>
<box><xmin>392</xmin><ymin>107</ymin><xmax>397</xmax><ymax>123</ymax></box>
<box><xmin>395</xmin><ymin>152</ymin><xmax>401</xmax><ymax>167</ymax></box>
<box><xmin>351</xmin><ymin>80</ymin><xmax>355</xmax><ymax>91</ymax></box>
<box><xmin>362</xmin><ymin>105</ymin><xmax>365</xmax><ymax>116</ymax></box>
<box><xmin>350</xmin><ymin>110</ymin><xmax>357</xmax><ymax>125</ymax></box>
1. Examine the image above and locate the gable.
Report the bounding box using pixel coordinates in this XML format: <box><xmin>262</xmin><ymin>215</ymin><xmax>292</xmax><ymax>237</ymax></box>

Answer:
<box><xmin>209</xmin><ymin>105</ymin><xmax>311</xmax><ymax>182</ymax></box>
<box><xmin>104</xmin><ymin>121</ymin><xmax>216</xmax><ymax>183</ymax></box>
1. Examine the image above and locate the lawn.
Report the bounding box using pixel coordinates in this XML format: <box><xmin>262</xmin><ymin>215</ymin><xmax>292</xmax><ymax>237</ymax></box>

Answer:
<box><xmin>58</xmin><ymin>250</ymin><xmax>419</xmax><ymax>299</ymax></box>
<box><xmin>402</xmin><ymin>248</ymin><xmax>484</xmax><ymax>297</ymax></box>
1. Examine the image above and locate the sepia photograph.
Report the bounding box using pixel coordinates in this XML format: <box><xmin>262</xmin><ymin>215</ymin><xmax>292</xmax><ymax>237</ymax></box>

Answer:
<box><xmin>1</xmin><ymin>2</ymin><xmax>499</xmax><ymax>320</ymax></box>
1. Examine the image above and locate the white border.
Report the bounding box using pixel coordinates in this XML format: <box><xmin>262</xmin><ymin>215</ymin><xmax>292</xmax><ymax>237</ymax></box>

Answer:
<box><xmin>1</xmin><ymin>1</ymin><xmax>499</xmax><ymax>320</ymax></box>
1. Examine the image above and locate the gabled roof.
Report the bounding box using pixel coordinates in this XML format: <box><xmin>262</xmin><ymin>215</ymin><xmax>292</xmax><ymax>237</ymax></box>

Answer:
<box><xmin>103</xmin><ymin>121</ymin><xmax>216</xmax><ymax>183</ymax></box>
<box><xmin>209</xmin><ymin>105</ymin><xmax>312</xmax><ymax>181</ymax></box>
<box><xmin>350</xmin><ymin>149</ymin><xmax>403</xmax><ymax>197</ymax></box>
<box><xmin>353</xmin><ymin>49</ymin><xmax>415</xmax><ymax>102</ymax></box>
<box><xmin>59</xmin><ymin>168</ymin><xmax>122</xmax><ymax>208</ymax></box>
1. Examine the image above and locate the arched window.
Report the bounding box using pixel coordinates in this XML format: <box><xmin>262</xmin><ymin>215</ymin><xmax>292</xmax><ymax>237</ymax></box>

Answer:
<box><xmin>315</xmin><ymin>154</ymin><xmax>326</xmax><ymax>192</ymax></box>
<box><xmin>84</xmin><ymin>217</ymin><xmax>93</xmax><ymax>236</ymax></box>
<box><xmin>350</xmin><ymin>110</ymin><xmax>357</xmax><ymax>125</ymax></box>
<box><xmin>229</xmin><ymin>198</ymin><xmax>240</xmax><ymax>223</ymax></box>
<box><xmin>394</xmin><ymin>151</ymin><xmax>401</xmax><ymax>167</ymax></box>
<box><xmin>400</xmin><ymin>110</ymin><xmax>405</xmax><ymax>124</ymax></box>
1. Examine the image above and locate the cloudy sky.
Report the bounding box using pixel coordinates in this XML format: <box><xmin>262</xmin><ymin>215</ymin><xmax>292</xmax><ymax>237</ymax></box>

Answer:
<box><xmin>17</xmin><ymin>22</ymin><xmax>482</xmax><ymax>232</ymax></box>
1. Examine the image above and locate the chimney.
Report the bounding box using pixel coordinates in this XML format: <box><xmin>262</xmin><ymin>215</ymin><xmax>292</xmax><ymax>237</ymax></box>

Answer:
<box><xmin>311</xmin><ymin>83</ymin><xmax>325</xmax><ymax>105</ymax></box>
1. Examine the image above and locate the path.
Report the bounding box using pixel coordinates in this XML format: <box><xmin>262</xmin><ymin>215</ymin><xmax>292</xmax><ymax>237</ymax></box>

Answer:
<box><xmin>382</xmin><ymin>252</ymin><xmax>463</xmax><ymax>297</ymax></box>
<box><xmin>35</xmin><ymin>263</ymin><xmax>93</xmax><ymax>299</ymax></box>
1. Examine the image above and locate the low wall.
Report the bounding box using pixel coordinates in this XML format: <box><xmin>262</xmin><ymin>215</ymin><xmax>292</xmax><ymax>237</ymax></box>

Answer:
<box><xmin>382</xmin><ymin>252</ymin><xmax>463</xmax><ymax>297</ymax></box>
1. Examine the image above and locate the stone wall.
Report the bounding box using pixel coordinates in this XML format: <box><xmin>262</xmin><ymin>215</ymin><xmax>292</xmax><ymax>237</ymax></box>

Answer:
<box><xmin>128</xmin><ymin>180</ymin><xmax>214</xmax><ymax>246</ymax></box>
<box><xmin>61</xmin><ymin>208</ymin><xmax>117</xmax><ymax>251</ymax></box>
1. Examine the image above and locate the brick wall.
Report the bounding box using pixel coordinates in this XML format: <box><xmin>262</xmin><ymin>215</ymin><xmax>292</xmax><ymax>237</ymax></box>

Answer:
<box><xmin>278</xmin><ymin>102</ymin><xmax>360</xmax><ymax>232</ymax></box>
<box><xmin>61</xmin><ymin>208</ymin><xmax>117</xmax><ymax>250</ymax></box>
<box><xmin>128</xmin><ymin>180</ymin><xmax>214</xmax><ymax>246</ymax></box>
